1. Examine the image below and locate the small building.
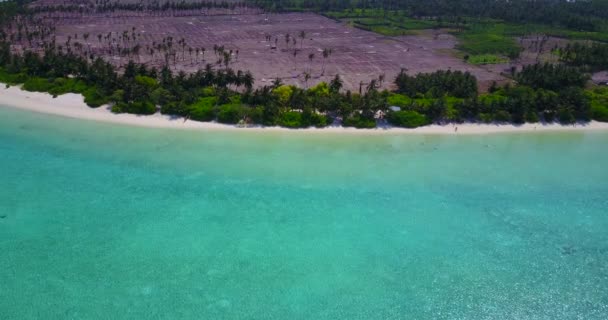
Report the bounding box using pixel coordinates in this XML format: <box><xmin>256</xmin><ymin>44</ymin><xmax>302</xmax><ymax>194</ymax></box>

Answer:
<box><xmin>389</xmin><ymin>106</ymin><xmax>401</xmax><ymax>112</ymax></box>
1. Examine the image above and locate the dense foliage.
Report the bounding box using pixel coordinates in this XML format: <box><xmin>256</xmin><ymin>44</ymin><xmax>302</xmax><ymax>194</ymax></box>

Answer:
<box><xmin>1</xmin><ymin>0</ymin><xmax>607</xmax><ymax>129</ymax></box>
<box><xmin>560</xmin><ymin>43</ymin><xmax>608</xmax><ymax>72</ymax></box>
<box><xmin>0</xmin><ymin>37</ymin><xmax>604</xmax><ymax>128</ymax></box>
<box><xmin>395</xmin><ymin>69</ymin><xmax>478</xmax><ymax>99</ymax></box>
<box><xmin>30</xmin><ymin>0</ymin><xmax>258</xmax><ymax>14</ymax></box>
<box><xmin>515</xmin><ymin>63</ymin><xmax>589</xmax><ymax>91</ymax></box>
<box><xmin>250</xmin><ymin>0</ymin><xmax>608</xmax><ymax>32</ymax></box>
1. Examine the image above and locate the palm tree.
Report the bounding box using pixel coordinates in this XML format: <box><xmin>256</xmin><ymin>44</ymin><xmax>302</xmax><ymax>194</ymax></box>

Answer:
<box><xmin>308</xmin><ymin>53</ymin><xmax>315</xmax><ymax>73</ymax></box>
<box><xmin>179</xmin><ymin>38</ymin><xmax>186</xmax><ymax>60</ymax></box>
<box><xmin>285</xmin><ymin>33</ymin><xmax>290</xmax><ymax>50</ymax></box>
<box><xmin>223</xmin><ymin>51</ymin><xmax>231</xmax><ymax>69</ymax></box>
<box><xmin>321</xmin><ymin>48</ymin><xmax>332</xmax><ymax>75</ymax></box>
<box><xmin>330</xmin><ymin>74</ymin><xmax>343</xmax><ymax>92</ymax></box>
<box><xmin>299</xmin><ymin>31</ymin><xmax>306</xmax><ymax>49</ymax></box>
<box><xmin>304</xmin><ymin>72</ymin><xmax>311</xmax><ymax>89</ymax></box>
<box><xmin>133</xmin><ymin>44</ymin><xmax>141</xmax><ymax>62</ymax></box>
<box><xmin>272</xmin><ymin>77</ymin><xmax>283</xmax><ymax>88</ymax></box>
<box><xmin>243</xmin><ymin>71</ymin><xmax>254</xmax><ymax>91</ymax></box>
<box><xmin>83</xmin><ymin>33</ymin><xmax>90</xmax><ymax>51</ymax></box>
<box><xmin>292</xmin><ymin>49</ymin><xmax>298</xmax><ymax>70</ymax></box>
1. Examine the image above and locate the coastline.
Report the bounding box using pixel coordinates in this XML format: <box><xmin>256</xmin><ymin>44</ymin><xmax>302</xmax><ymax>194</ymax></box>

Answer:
<box><xmin>2</xmin><ymin>84</ymin><xmax>608</xmax><ymax>135</ymax></box>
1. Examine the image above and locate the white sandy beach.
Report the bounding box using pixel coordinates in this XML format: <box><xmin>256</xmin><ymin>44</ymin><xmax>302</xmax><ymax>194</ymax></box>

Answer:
<box><xmin>2</xmin><ymin>84</ymin><xmax>608</xmax><ymax>134</ymax></box>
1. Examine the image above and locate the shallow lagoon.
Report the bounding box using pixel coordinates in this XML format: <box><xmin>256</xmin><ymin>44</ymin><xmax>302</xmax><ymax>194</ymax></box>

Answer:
<box><xmin>1</xmin><ymin>105</ymin><xmax>607</xmax><ymax>319</ymax></box>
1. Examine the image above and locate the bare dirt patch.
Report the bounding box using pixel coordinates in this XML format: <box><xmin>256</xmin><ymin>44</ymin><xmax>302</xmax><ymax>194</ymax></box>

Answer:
<box><xmin>38</xmin><ymin>12</ymin><xmax>507</xmax><ymax>91</ymax></box>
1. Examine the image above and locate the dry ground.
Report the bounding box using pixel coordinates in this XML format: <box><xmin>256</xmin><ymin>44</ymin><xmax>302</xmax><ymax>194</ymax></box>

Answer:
<box><xmin>43</xmin><ymin>12</ymin><xmax>508</xmax><ymax>91</ymax></box>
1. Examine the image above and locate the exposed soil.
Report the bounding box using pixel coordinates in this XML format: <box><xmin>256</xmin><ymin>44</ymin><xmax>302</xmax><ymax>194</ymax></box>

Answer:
<box><xmin>34</xmin><ymin>11</ymin><xmax>511</xmax><ymax>91</ymax></box>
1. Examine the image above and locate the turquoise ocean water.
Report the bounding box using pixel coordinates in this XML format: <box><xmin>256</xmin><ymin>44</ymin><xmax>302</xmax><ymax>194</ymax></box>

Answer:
<box><xmin>1</xmin><ymin>105</ymin><xmax>607</xmax><ymax>319</ymax></box>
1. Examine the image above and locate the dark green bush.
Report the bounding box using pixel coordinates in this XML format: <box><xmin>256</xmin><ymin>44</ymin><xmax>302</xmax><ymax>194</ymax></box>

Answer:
<box><xmin>161</xmin><ymin>101</ymin><xmax>187</xmax><ymax>116</ymax></box>
<box><xmin>112</xmin><ymin>101</ymin><xmax>156</xmax><ymax>115</ymax></box>
<box><xmin>542</xmin><ymin>110</ymin><xmax>556</xmax><ymax>122</ymax></box>
<box><xmin>494</xmin><ymin>110</ymin><xmax>512</xmax><ymax>122</ymax></box>
<box><xmin>278</xmin><ymin>111</ymin><xmax>304</xmax><ymax>128</ymax></box>
<box><xmin>302</xmin><ymin>108</ymin><xmax>331</xmax><ymax>128</ymax></box>
<box><xmin>591</xmin><ymin>105</ymin><xmax>608</xmax><ymax>122</ymax></box>
<box><xmin>557</xmin><ymin>107</ymin><xmax>576</xmax><ymax>124</ymax></box>
<box><xmin>524</xmin><ymin>111</ymin><xmax>540</xmax><ymax>123</ymax></box>
<box><xmin>187</xmin><ymin>97</ymin><xmax>217</xmax><ymax>122</ymax></box>
<box><xmin>217</xmin><ymin>103</ymin><xmax>245</xmax><ymax>124</ymax></box>
<box><xmin>387</xmin><ymin>110</ymin><xmax>430</xmax><ymax>128</ymax></box>
<box><xmin>478</xmin><ymin>113</ymin><xmax>494</xmax><ymax>123</ymax></box>
<box><xmin>0</xmin><ymin>68</ymin><xmax>28</xmax><ymax>84</ymax></box>
<box><xmin>343</xmin><ymin>114</ymin><xmax>376</xmax><ymax>128</ymax></box>
<box><xmin>23</xmin><ymin>77</ymin><xmax>53</xmax><ymax>92</ymax></box>
<box><xmin>244</xmin><ymin>106</ymin><xmax>264</xmax><ymax>125</ymax></box>
<box><xmin>83</xmin><ymin>87</ymin><xmax>109</xmax><ymax>108</ymax></box>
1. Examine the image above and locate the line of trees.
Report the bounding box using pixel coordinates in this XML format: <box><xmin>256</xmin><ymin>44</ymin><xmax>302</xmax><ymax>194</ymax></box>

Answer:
<box><xmin>395</xmin><ymin>69</ymin><xmax>477</xmax><ymax>99</ymax></box>
<box><xmin>1</xmin><ymin>0</ymin><xmax>607</xmax><ymax>129</ymax></box>
<box><xmin>3</xmin><ymin>36</ymin><xmax>607</xmax><ymax>129</ymax></box>
<box><xmin>249</xmin><ymin>0</ymin><xmax>608</xmax><ymax>32</ymax></box>
<box><xmin>559</xmin><ymin>42</ymin><xmax>608</xmax><ymax>72</ymax></box>
<box><xmin>30</xmin><ymin>0</ymin><xmax>259</xmax><ymax>15</ymax></box>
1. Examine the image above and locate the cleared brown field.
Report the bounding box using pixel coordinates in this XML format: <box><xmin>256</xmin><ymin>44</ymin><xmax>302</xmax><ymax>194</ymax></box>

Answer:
<box><xmin>33</xmin><ymin>11</ymin><xmax>507</xmax><ymax>91</ymax></box>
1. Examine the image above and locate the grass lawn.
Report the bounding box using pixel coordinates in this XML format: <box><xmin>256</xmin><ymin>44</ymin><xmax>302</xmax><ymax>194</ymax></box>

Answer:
<box><xmin>467</xmin><ymin>54</ymin><xmax>509</xmax><ymax>65</ymax></box>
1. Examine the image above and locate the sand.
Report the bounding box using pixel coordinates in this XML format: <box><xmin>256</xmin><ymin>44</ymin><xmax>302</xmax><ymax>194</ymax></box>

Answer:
<box><xmin>2</xmin><ymin>84</ymin><xmax>608</xmax><ymax>135</ymax></box>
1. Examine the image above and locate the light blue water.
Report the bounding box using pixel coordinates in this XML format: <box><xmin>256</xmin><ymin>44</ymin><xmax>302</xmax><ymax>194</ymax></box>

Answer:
<box><xmin>1</xmin><ymin>105</ymin><xmax>607</xmax><ymax>319</ymax></box>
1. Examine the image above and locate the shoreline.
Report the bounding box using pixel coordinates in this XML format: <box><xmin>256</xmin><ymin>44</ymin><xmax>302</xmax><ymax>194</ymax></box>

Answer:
<box><xmin>2</xmin><ymin>84</ymin><xmax>608</xmax><ymax>135</ymax></box>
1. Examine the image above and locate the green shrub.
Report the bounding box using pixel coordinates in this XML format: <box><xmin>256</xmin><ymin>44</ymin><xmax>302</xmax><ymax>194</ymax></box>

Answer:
<box><xmin>525</xmin><ymin>111</ymin><xmax>540</xmax><ymax>123</ymax></box>
<box><xmin>494</xmin><ymin>110</ymin><xmax>512</xmax><ymax>122</ymax></box>
<box><xmin>591</xmin><ymin>104</ymin><xmax>608</xmax><ymax>122</ymax></box>
<box><xmin>217</xmin><ymin>103</ymin><xmax>245</xmax><ymax>124</ymax></box>
<box><xmin>135</xmin><ymin>75</ymin><xmax>158</xmax><ymax>88</ymax></box>
<box><xmin>557</xmin><ymin>107</ymin><xmax>576</xmax><ymax>124</ymax></box>
<box><xmin>387</xmin><ymin>93</ymin><xmax>412</xmax><ymax>107</ymax></box>
<box><xmin>161</xmin><ymin>101</ymin><xmax>187</xmax><ymax>116</ymax></box>
<box><xmin>111</xmin><ymin>102</ymin><xmax>128</xmax><ymax>113</ymax></box>
<box><xmin>589</xmin><ymin>87</ymin><xmax>608</xmax><ymax>122</ymax></box>
<box><xmin>244</xmin><ymin>106</ymin><xmax>264</xmax><ymax>124</ymax></box>
<box><xmin>343</xmin><ymin>114</ymin><xmax>376</xmax><ymax>128</ymax></box>
<box><xmin>112</xmin><ymin>101</ymin><xmax>156</xmax><ymax>115</ymax></box>
<box><xmin>23</xmin><ymin>77</ymin><xmax>53</xmax><ymax>92</ymax></box>
<box><xmin>71</xmin><ymin>80</ymin><xmax>89</xmax><ymax>93</ymax></box>
<box><xmin>302</xmin><ymin>108</ymin><xmax>331</xmax><ymax>128</ymax></box>
<box><xmin>83</xmin><ymin>87</ymin><xmax>109</xmax><ymax>108</ymax></box>
<box><xmin>478</xmin><ymin>113</ymin><xmax>494</xmax><ymax>123</ymax></box>
<box><xmin>200</xmin><ymin>86</ymin><xmax>216</xmax><ymax>97</ymax></box>
<box><xmin>187</xmin><ymin>96</ymin><xmax>217</xmax><ymax>122</ymax></box>
<box><xmin>46</xmin><ymin>78</ymin><xmax>90</xmax><ymax>96</ymax></box>
<box><xmin>0</xmin><ymin>68</ymin><xmax>28</xmax><ymax>84</ymax></box>
<box><xmin>467</xmin><ymin>54</ymin><xmax>509</xmax><ymax>65</ymax></box>
<box><xmin>130</xmin><ymin>101</ymin><xmax>156</xmax><ymax>115</ymax></box>
<box><xmin>387</xmin><ymin>110</ymin><xmax>430</xmax><ymax>128</ymax></box>
<box><xmin>278</xmin><ymin>111</ymin><xmax>304</xmax><ymax>128</ymax></box>
<box><xmin>189</xmin><ymin>104</ymin><xmax>215</xmax><ymax>121</ymax></box>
